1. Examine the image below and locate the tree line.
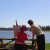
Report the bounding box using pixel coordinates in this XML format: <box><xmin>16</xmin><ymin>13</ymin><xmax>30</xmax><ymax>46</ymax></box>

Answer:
<box><xmin>39</xmin><ymin>25</ymin><xmax>50</xmax><ymax>30</ymax></box>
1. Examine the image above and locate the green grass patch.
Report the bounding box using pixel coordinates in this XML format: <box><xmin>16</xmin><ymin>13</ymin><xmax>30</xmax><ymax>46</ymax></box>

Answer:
<box><xmin>45</xmin><ymin>43</ymin><xmax>50</xmax><ymax>50</ymax></box>
<box><xmin>0</xmin><ymin>42</ymin><xmax>50</xmax><ymax>50</ymax></box>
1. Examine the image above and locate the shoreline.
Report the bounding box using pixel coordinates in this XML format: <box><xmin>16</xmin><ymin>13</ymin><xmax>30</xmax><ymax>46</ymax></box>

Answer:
<box><xmin>43</xmin><ymin>30</ymin><xmax>50</xmax><ymax>32</ymax></box>
<box><xmin>0</xmin><ymin>30</ymin><xmax>50</xmax><ymax>32</ymax></box>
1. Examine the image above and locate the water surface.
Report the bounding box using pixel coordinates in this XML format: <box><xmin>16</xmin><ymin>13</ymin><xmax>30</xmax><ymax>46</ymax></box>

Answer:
<box><xmin>0</xmin><ymin>30</ymin><xmax>50</xmax><ymax>43</ymax></box>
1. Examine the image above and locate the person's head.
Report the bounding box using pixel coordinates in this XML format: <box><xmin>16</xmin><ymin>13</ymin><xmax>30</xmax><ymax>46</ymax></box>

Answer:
<box><xmin>20</xmin><ymin>25</ymin><xmax>27</xmax><ymax>31</ymax></box>
<box><xmin>28</xmin><ymin>20</ymin><xmax>33</xmax><ymax>26</ymax></box>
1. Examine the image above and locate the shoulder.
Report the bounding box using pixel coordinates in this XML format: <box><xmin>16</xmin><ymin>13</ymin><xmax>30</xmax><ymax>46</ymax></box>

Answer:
<box><xmin>24</xmin><ymin>33</ymin><xmax>27</xmax><ymax>35</ymax></box>
<box><xmin>32</xmin><ymin>24</ymin><xmax>40</xmax><ymax>28</ymax></box>
<box><xmin>31</xmin><ymin>25</ymin><xmax>41</xmax><ymax>31</ymax></box>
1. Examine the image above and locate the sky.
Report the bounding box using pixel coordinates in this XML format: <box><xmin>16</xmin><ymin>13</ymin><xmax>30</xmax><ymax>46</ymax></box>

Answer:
<box><xmin>0</xmin><ymin>0</ymin><xmax>50</xmax><ymax>27</ymax></box>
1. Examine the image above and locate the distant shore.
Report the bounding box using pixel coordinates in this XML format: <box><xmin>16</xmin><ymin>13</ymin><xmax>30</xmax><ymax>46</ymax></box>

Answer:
<box><xmin>0</xmin><ymin>28</ymin><xmax>13</xmax><ymax>31</ymax></box>
<box><xmin>0</xmin><ymin>28</ymin><xmax>50</xmax><ymax>32</ymax></box>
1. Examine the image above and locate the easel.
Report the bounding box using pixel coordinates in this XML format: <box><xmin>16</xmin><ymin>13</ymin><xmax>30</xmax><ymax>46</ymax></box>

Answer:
<box><xmin>13</xmin><ymin>20</ymin><xmax>20</xmax><ymax>37</ymax></box>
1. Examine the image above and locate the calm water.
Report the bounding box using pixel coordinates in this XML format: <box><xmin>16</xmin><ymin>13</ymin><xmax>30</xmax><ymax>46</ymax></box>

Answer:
<box><xmin>0</xmin><ymin>30</ymin><xmax>50</xmax><ymax>43</ymax></box>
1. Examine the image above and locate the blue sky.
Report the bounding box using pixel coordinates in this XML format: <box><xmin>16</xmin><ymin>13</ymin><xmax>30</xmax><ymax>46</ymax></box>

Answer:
<box><xmin>0</xmin><ymin>0</ymin><xmax>50</xmax><ymax>27</ymax></box>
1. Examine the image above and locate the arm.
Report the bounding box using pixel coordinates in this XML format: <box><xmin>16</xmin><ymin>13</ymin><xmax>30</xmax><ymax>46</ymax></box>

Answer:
<box><xmin>32</xmin><ymin>33</ymin><xmax>35</xmax><ymax>39</ymax></box>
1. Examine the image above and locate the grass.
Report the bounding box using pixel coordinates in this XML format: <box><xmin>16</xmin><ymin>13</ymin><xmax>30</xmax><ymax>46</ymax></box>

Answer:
<box><xmin>0</xmin><ymin>42</ymin><xmax>50</xmax><ymax>50</ymax></box>
<box><xmin>25</xmin><ymin>43</ymin><xmax>50</xmax><ymax>50</ymax></box>
<box><xmin>45</xmin><ymin>43</ymin><xmax>50</xmax><ymax>50</ymax></box>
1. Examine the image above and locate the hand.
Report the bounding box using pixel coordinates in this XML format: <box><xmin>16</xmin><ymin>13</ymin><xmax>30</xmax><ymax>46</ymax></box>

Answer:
<box><xmin>27</xmin><ymin>35</ymin><xmax>30</xmax><ymax>37</ymax></box>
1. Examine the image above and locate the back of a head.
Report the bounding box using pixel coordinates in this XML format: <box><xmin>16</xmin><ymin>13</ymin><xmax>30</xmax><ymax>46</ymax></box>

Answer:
<box><xmin>28</xmin><ymin>20</ymin><xmax>33</xmax><ymax>25</ymax></box>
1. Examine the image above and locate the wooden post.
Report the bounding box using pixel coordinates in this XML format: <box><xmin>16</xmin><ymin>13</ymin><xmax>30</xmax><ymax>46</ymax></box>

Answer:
<box><xmin>0</xmin><ymin>39</ymin><xmax>4</xmax><ymax>47</ymax></box>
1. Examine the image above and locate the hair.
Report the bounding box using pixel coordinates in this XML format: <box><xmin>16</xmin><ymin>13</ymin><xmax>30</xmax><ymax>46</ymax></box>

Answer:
<box><xmin>28</xmin><ymin>20</ymin><xmax>33</xmax><ymax>25</ymax></box>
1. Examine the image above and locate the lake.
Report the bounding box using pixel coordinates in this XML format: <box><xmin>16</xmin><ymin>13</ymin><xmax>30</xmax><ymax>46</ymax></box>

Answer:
<box><xmin>0</xmin><ymin>30</ymin><xmax>50</xmax><ymax>43</ymax></box>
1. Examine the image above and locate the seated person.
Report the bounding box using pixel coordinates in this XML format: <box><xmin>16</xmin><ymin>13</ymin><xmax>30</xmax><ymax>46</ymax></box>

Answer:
<box><xmin>14</xmin><ymin>25</ymin><xmax>29</xmax><ymax>50</ymax></box>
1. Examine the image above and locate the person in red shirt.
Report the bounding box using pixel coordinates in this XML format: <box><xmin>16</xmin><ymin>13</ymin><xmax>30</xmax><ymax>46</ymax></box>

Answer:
<box><xmin>14</xmin><ymin>25</ymin><xmax>28</xmax><ymax>50</ymax></box>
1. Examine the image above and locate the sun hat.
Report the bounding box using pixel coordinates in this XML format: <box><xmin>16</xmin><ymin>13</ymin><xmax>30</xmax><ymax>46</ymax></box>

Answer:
<box><xmin>20</xmin><ymin>25</ymin><xmax>27</xmax><ymax>31</ymax></box>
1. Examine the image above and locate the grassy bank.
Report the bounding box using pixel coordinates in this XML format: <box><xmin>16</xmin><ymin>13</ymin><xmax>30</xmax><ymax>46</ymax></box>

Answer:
<box><xmin>45</xmin><ymin>43</ymin><xmax>50</xmax><ymax>50</ymax></box>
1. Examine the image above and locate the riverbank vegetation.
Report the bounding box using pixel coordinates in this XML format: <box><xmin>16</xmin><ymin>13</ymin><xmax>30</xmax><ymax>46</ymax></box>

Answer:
<box><xmin>39</xmin><ymin>25</ymin><xmax>50</xmax><ymax>30</ymax></box>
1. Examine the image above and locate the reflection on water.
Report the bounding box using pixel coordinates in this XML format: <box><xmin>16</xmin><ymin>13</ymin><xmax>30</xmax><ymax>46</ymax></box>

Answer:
<box><xmin>0</xmin><ymin>31</ymin><xmax>50</xmax><ymax>43</ymax></box>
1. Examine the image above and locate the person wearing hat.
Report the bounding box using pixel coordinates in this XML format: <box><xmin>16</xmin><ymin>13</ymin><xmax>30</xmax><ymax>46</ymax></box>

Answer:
<box><xmin>27</xmin><ymin>20</ymin><xmax>45</xmax><ymax>50</ymax></box>
<box><xmin>14</xmin><ymin>25</ymin><xmax>28</xmax><ymax>50</ymax></box>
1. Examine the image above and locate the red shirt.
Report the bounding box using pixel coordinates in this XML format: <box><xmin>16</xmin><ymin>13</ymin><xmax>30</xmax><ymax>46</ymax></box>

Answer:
<box><xmin>15</xmin><ymin>31</ymin><xmax>28</xmax><ymax>45</ymax></box>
